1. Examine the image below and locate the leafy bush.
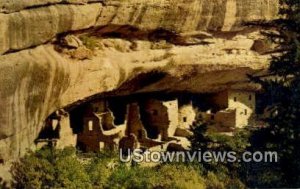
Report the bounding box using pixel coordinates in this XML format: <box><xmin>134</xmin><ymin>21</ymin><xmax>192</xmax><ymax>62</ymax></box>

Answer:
<box><xmin>156</xmin><ymin>163</ymin><xmax>206</xmax><ymax>189</ymax></box>
<box><xmin>11</xmin><ymin>147</ymin><xmax>91</xmax><ymax>189</ymax></box>
<box><xmin>11</xmin><ymin>150</ymin><xmax>55</xmax><ymax>189</ymax></box>
<box><xmin>247</xmin><ymin>0</ymin><xmax>300</xmax><ymax>187</ymax></box>
<box><xmin>107</xmin><ymin>163</ymin><xmax>205</xmax><ymax>189</ymax></box>
<box><xmin>11</xmin><ymin>147</ymin><xmax>244</xmax><ymax>189</ymax></box>
<box><xmin>54</xmin><ymin>155</ymin><xmax>92</xmax><ymax>189</ymax></box>
<box><xmin>86</xmin><ymin>151</ymin><xmax>119</xmax><ymax>189</ymax></box>
<box><xmin>107</xmin><ymin>165</ymin><xmax>157</xmax><ymax>189</ymax></box>
<box><xmin>190</xmin><ymin>116</ymin><xmax>248</xmax><ymax>189</ymax></box>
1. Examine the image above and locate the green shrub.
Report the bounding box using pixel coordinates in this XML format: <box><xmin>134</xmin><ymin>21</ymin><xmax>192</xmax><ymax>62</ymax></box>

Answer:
<box><xmin>54</xmin><ymin>156</ymin><xmax>92</xmax><ymax>189</ymax></box>
<box><xmin>106</xmin><ymin>165</ymin><xmax>157</xmax><ymax>189</ymax></box>
<box><xmin>206</xmin><ymin>172</ymin><xmax>225</xmax><ymax>189</ymax></box>
<box><xmin>156</xmin><ymin>163</ymin><xmax>206</xmax><ymax>189</ymax></box>
<box><xmin>11</xmin><ymin>150</ymin><xmax>55</xmax><ymax>189</ymax></box>
<box><xmin>106</xmin><ymin>163</ymin><xmax>205</xmax><ymax>189</ymax></box>
<box><xmin>11</xmin><ymin>147</ymin><xmax>245</xmax><ymax>189</ymax></box>
<box><xmin>205</xmin><ymin>171</ymin><xmax>245</xmax><ymax>189</ymax></box>
<box><xmin>86</xmin><ymin>151</ymin><xmax>119</xmax><ymax>189</ymax></box>
<box><xmin>11</xmin><ymin>147</ymin><xmax>91</xmax><ymax>189</ymax></box>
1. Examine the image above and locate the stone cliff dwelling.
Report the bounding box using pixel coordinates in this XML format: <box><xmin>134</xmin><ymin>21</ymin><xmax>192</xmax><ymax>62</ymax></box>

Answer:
<box><xmin>33</xmin><ymin>96</ymin><xmax>194</xmax><ymax>152</ymax></box>
<box><xmin>35</xmin><ymin>89</ymin><xmax>259</xmax><ymax>153</ymax></box>
<box><xmin>75</xmin><ymin>98</ymin><xmax>193</xmax><ymax>152</ymax></box>
<box><xmin>0</xmin><ymin>0</ymin><xmax>280</xmax><ymax>181</ymax></box>
<box><xmin>201</xmin><ymin>89</ymin><xmax>256</xmax><ymax>131</ymax></box>
<box><xmin>35</xmin><ymin>110</ymin><xmax>76</xmax><ymax>149</ymax></box>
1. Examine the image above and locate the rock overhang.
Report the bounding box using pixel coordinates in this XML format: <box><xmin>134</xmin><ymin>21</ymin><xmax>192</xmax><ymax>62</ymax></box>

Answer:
<box><xmin>0</xmin><ymin>0</ymin><xmax>278</xmax><ymax>178</ymax></box>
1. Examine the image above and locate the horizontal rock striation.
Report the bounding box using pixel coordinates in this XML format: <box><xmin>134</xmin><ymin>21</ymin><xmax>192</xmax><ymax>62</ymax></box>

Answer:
<box><xmin>0</xmin><ymin>0</ymin><xmax>278</xmax><ymax>55</ymax></box>
<box><xmin>0</xmin><ymin>33</ymin><xmax>269</xmax><ymax>164</ymax></box>
<box><xmin>0</xmin><ymin>0</ymin><xmax>104</xmax><ymax>13</ymax></box>
<box><xmin>0</xmin><ymin>0</ymin><xmax>278</xmax><ymax>178</ymax></box>
<box><xmin>0</xmin><ymin>45</ymin><xmax>122</xmax><ymax>162</ymax></box>
<box><xmin>0</xmin><ymin>3</ymin><xmax>102</xmax><ymax>55</ymax></box>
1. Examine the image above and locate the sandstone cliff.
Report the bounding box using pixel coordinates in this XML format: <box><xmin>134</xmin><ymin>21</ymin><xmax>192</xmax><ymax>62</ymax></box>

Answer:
<box><xmin>0</xmin><ymin>0</ymin><xmax>278</xmax><ymax>179</ymax></box>
<box><xmin>0</xmin><ymin>0</ymin><xmax>277</xmax><ymax>55</ymax></box>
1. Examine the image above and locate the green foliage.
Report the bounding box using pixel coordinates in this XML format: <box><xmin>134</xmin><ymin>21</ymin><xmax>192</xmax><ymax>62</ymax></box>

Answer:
<box><xmin>206</xmin><ymin>172</ymin><xmax>225</xmax><ymax>189</ymax></box>
<box><xmin>107</xmin><ymin>165</ymin><xmax>157</xmax><ymax>189</ymax></box>
<box><xmin>11</xmin><ymin>150</ymin><xmax>55</xmax><ymax>189</ymax></box>
<box><xmin>247</xmin><ymin>0</ymin><xmax>300</xmax><ymax>187</ymax></box>
<box><xmin>54</xmin><ymin>156</ymin><xmax>92</xmax><ymax>189</ymax></box>
<box><xmin>11</xmin><ymin>147</ymin><xmax>92</xmax><ymax>189</ymax></box>
<box><xmin>202</xmin><ymin>168</ymin><xmax>245</xmax><ymax>189</ymax></box>
<box><xmin>191</xmin><ymin>118</ymin><xmax>250</xmax><ymax>170</ymax></box>
<box><xmin>11</xmin><ymin>146</ymin><xmax>246</xmax><ymax>189</ymax></box>
<box><xmin>190</xmin><ymin>119</ymin><xmax>211</xmax><ymax>151</ymax></box>
<box><xmin>106</xmin><ymin>163</ymin><xmax>206</xmax><ymax>189</ymax></box>
<box><xmin>156</xmin><ymin>163</ymin><xmax>206</xmax><ymax>189</ymax></box>
<box><xmin>190</xmin><ymin>115</ymin><xmax>248</xmax><ymax>189</ymax></box>
<box><xmin>86</xmin><ymin>151</ymin><xmax>118</xmax><ymax>189</ymax></box>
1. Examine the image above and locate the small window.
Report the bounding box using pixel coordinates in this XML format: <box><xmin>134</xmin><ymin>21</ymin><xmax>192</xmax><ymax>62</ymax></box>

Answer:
<box><xmin>234</xmin><ymin>97</ymin><xmax>237</xmax><ymax>102</ymax></box>
<box><xmin>153</xmin><ymin>110</ymin><xmax>158</xmax><ymax>115</ymax></box>
<box><xmin>52</xmin><ymin>119</ymin><xmax>59</xmax><ymax>128</ymax></box>
<box><xmin>211</xmin><ymin>115</ymin><xmax>215</xmax><ymax>120</ymax></box>
<box><xmin>244</xmin><ymin>109</ymin><xmax>247</xmax><ymax>115</ymax></box>
<box><xmin>249</xmin><ymin>95</ymin><xmax>252</xmax><ymax>101</ymax></box>
<box><xmin>88</xmin><ymin>121</ymin><xmax>93</xmax><ymax>131</ymax></box>
<box><xmin>183</xmin><ymin>117</ymin><xmax>187</xmax><ymax>122</ymax></box>
<box><xmin>99</xmin><ymin>142</ymin><xmax>105</xmax><ymax>150</ymax></box>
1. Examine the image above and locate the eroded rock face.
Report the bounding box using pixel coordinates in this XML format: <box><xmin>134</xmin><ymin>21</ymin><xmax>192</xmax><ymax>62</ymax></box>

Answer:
<box><xmin>0</xmin><ymin>4</ymin><xmax>102</xmax><ymax>54</ymax></box>
<box><xmin>0</xmin><ymin>0</ymin><xmax>278</xmax><ymax>178</ymax></box>
<box><xmin>0</xmin><ymin>35</ymin><xmax>268</xmax><ymax>163</ymax></box>
<box><xmin>0</xmin><ymin>0</ymin><xmax>104</xmax><ymax>13</ymax></box>
<box><xmin>0</xmin><ymin>0</ymin><xmax>278</xmax><ymax>55</ymax></box>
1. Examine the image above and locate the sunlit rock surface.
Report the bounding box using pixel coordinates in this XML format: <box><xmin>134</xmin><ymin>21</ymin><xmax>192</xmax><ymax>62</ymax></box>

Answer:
<box><xmin>0</xmin><ymin>0</ymin><xmax>278</xmax><ymax>179</ymax></box>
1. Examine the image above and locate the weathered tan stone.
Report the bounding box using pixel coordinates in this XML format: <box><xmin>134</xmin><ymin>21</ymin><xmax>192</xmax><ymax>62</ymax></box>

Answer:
<box><xmin>142</xmin><ymin>99</ymin><xmax>178</xmax><ymax>140</ymax></box>
<box><xmin>0</xmin><ymin>0</ymin><xmax>279</xmax><ymax>178</ymax></box>
<box><xmin>0</xmin><ymin>3</ymin><xmax>102</xmax><ymax>54</ymax></box>
<box><xmin>96</xmin><ymin>0</ymin><xmax>278</xmax><ymax>33</ymax></box>
<box><xmin>178</xmin><ymin>103</ymin><xmax>197</xmax><ymax>129</ymax></box>
<box><xmin>0</xmin><ymin>0</ymin><xmax>278</xmax><ymax>55</ymax></box>
<box><xmin>202</xmin><ymin>89</ymin><xmax>256</xmax><ymax>129</ymax></box>
<box><xmin>0</xmin><ymin>0</ymin><xmax>104</xmax><ymax>13</ymax></box>
<box><xmin>69</xmin><ymin>46</ymin><xmax>94</xmax><ymax>60</ymax></box>
<box><xmin>62</xmin><ymin>35</ymin><xmax>83</xmax><ymax>48</ymax></box>
<box><xmin>56</xmin><ymin>113</ymin><xmax>77</xmax><ymax>149</ymax></box>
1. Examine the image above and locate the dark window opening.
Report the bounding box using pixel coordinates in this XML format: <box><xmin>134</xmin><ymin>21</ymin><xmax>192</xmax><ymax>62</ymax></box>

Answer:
<box><xmin>183</xmin><ymin>117</ymin><xmax>187</xmax><ymax>122</ymax></box>
<box><xmin>234</xmin><ymin>97</ymin><xmax>237</xmax><ymax>102</ymax></box>
<box><xmin>249</xmin><ymin>95</ymin><xmax>252</xmax><ymax>101</ymax></box>
<box><xmin>77</xmin><ymin>142</ymin><xmax>87</xmax><ymax>152</ymax></box>
<box><xmin>138</xmin><ymin>130</ymin><xmax>143</xmax><ymax>139</ymax></box>
<box><xmin>140</xmin><ymin>106</ymin><xmax>161</xmax><ymax>139</ymax></box>
<box><xmin>244</xmin><ymin>109</ymin><xmax>247</xmax><ymax>115</ymax></box>
<box><xmin>37</xmin><ymin>117</ymin><xmax>60</xmax><ymax>140</ymax></box>
<box><xmin>211</xmin><ymin>115</ymin><xmax>215</xmax><ymax>120</ymax></box>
